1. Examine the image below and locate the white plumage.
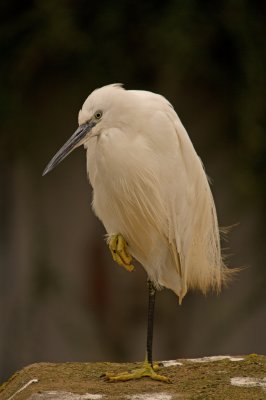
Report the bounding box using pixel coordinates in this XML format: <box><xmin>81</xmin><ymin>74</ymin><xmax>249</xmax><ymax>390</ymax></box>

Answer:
<box><xmin>43</xmin><ymin>83</ymin><xmax>232</xmax><ymax>381</ymax></box>
<box><xmin>77</xmin><ymin>84</ymin><xmax>228</xmax><ymax>304</ymax></box>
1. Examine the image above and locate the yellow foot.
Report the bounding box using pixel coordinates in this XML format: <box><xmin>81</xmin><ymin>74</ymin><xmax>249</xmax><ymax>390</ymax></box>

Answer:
<box><xmin>108</xmin><ymin>234</ymin><xmax>134</xmax><ymax>272</ymax></box>
<box><xmin>104</xmin><ymin>360</ymin><xmax>171</xmax><ymax>383</ymax></box>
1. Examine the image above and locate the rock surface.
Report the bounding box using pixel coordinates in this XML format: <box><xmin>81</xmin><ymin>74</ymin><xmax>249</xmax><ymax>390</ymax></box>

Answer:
<box><xmin>1</xmin><ymin>355</ymin><xmax>266</xmax><ymax>400</ymax></box>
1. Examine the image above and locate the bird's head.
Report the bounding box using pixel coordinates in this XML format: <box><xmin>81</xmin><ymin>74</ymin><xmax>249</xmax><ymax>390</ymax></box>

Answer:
<box><xmin>42</xmin><ymin>83</ymin><xmax>126</xmax><ymax>176</ymax></box>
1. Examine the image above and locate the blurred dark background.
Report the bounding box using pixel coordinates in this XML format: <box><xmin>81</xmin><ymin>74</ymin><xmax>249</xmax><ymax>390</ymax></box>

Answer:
<box><xmin>0</xmin><ymin>0</ymin><xmax>265</xmax><ymax>383</ymax></box>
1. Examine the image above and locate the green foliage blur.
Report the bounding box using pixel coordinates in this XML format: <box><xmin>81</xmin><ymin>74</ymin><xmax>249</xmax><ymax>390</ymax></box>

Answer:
<box><xmin>1</xmin><ymin>1</ymin><xmax>265</xmax><ymax>176</ymax></box>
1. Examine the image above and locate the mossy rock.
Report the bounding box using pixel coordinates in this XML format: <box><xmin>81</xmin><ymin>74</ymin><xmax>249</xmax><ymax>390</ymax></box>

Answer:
<box><xmin>1</xmin><ymin>355</ymin><xmax>266</xmax><ymax>400</ymax></box>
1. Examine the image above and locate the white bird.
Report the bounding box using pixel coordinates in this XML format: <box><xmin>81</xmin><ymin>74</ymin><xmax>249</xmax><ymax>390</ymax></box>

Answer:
<box><xmin>43</xmin><ymin>84</ymin><xmax>231</xmax><ymax>382</ymax></box>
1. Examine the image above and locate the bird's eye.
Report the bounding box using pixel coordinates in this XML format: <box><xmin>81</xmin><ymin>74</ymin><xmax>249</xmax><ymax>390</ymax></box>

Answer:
<box><xmin>94</xmin><ymin>111</ymin><xmax>102</xmax><ymax>120</ymax></box>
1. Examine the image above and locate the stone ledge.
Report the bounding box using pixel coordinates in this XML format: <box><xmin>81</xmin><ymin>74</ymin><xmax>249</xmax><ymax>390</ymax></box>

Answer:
<box><xmin>1</xmin><ymin>355</ymin><xmax>265</xmax><ymax>400</ymax></box>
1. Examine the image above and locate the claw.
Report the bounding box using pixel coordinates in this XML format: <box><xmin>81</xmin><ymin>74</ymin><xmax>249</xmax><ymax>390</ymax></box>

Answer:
<box><xmin>108</xmin><ymin>234</ymin><xmax>134</xmax><ymax>272</ymax></box>
<box><xmin>117</xmin><ymin>235</ymin><xmax>132</xmax><ymax>264</ymax></box>
<box><xmin>103</xmin><ymin>359</ymin><xmax>171</xmax><ymax>383</ymax></box>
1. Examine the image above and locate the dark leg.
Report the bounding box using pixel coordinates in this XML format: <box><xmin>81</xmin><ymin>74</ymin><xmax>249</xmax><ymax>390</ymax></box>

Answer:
<box><xmin>104</xmin><ymin>278</ymin><xmax>170</xmax><ymax>382</ymax></box>
<box><xmin>147</xmin><ymin>279</ymin><xmax>156</xmax><ymax>366</ymax></box>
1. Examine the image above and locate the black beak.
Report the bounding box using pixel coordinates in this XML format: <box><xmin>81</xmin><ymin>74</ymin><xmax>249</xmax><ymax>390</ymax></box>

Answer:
<box><xmin>42</xmin><ymin>120</ymin><xmax>95</xmax><ymax>176</ymax></box>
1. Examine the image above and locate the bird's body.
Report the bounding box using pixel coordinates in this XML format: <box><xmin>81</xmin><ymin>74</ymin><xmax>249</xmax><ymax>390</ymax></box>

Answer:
<box><xmin>81</xmin><ymin>84</ymin><xmax>225</xmax><ymax>304</ymax></box>
<box><xmin>43</xmin><ymin>84</ymin><xmax>230</xmax><ymax>382</ymax></box>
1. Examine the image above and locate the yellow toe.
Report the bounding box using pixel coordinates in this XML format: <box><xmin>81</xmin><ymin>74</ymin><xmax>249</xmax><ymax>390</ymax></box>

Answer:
<box><xmin>104</xmin><ymin>360</ymin><xmax>171</xmax><ymax>383</ymax></box>
<box><xmin>108</xmin><ymin>234</ymin><xmax>135</xmax><ymax>272</ymax></box>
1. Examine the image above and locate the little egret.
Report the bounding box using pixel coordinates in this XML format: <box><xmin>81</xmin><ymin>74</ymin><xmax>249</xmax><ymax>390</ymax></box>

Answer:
<box><xmin>43</xmin><ymin>84</ymin><xmax>231</xmax><ymax>382</ymax></box>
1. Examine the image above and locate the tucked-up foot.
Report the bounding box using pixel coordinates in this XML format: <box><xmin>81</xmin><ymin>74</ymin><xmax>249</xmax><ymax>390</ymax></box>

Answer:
<box><xmin>108</xmin><ymin>234</ymin><xmax>134</xmax><ymax>272</ymax></box>
<box><xmin>104</xmin><ymin>359</ymin><xmax>171</xmax><ymax>383</ymax></box>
